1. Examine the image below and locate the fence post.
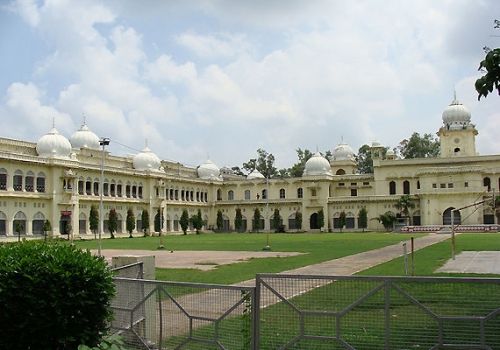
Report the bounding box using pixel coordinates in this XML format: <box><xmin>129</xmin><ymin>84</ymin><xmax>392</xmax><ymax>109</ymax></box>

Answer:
<box><xmin>384</xmin><ymin>279</ymin><xmax>391</xmax><ymax>350</ymax></box>
<box><xmin>253</xmin><ymin>275</ymin><xmax>261</xmax><ymax>350</ymax></box>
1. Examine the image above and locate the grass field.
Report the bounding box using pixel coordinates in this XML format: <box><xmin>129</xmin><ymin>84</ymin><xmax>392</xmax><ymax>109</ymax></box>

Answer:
<box><xmin>76</xmin><ymin>232</ymin><xmax>420</xmax><ymax>284</ymax></box>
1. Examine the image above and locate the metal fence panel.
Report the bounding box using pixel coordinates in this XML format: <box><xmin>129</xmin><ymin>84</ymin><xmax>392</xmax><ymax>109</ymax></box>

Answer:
<box><xmin>256</xmin><ymin>274</ymin><xmax>500</xmax><ymax>350</ymax></box>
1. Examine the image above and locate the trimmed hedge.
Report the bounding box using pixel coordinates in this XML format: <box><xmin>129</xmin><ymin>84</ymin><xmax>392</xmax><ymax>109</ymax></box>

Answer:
<box><xmin>0</xmin><ymin>241</ymin><xmax>115</xmax><ymax>349</ymax></box>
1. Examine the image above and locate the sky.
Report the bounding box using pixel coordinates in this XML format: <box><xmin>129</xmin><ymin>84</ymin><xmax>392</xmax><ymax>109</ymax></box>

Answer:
<box><xmin>0</xmin><ymin>0</ymin><xmax>499</xmax><ymax>171</ymax></box>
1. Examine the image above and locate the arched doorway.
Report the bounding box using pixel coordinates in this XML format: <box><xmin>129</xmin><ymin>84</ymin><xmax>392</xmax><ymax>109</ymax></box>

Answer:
<box><xmin>59</xmin><ymin>213</ymin><xmax>71</xmax><ymax>235</ymax></box>
<box><xmin>310</xmin><ymin>213</ymin><xmax>319</xmax><ymax>229</ymax></box>
<box><xmin>443</xmin><ymin>207</ymin><xmax>461</xmax><ymax>225</ymax></box>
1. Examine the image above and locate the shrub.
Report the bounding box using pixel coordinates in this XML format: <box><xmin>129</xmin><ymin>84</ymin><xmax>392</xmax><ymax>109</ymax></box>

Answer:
<box><xmin>0</xmin><ymin>241</ymin><xmax>115</xmax><ymax>349</ymax></box>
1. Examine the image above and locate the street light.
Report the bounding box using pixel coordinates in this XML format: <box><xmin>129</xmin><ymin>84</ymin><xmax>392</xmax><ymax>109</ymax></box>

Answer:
<box><xmin>98</xmin><ymin>137</ymin><xmax>110</xmax><ymax>256</ymax></box>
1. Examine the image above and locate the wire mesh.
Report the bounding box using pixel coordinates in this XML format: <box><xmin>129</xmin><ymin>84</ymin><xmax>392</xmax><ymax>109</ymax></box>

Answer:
<box><xmin>256</xmin><ymin>275</ymin><xmax>500</xmax><ymax>350</ymax></box>
<box><xmin>111</xmin><ymin>278</ymin><xmax>254</xmax><ymax>350</ymax></box>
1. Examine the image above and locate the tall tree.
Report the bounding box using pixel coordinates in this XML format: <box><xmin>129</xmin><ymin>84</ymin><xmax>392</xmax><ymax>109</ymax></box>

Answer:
<box><xmin>295</xmin><ymin>211</ymin><xmax>302</xmax><ymax>231</ymax></box>
<box><xmin>317</xmin><ymin>209</ymin><xmax>325</xmax><ymax>231</ymax></box>
<box><xmin>108</xmin><ymin>209</ymin><xmax>118</xmax><ymax>239</ymax></box>
<box><xmin>272</xmin><ymin>208</ymin><xmax>281</xmax><ymax>232</ymax></box>
<box><xmin>190</xmin><ymin>209</ymin><xmax>203</xmax><ymax>234</ymax></box>
<box><xmin>395</xmin><ymin>194</ymin><xmax>416</xmax><ymax>225</ymax></box>
<box><xmin>42</xmin><ymin>219</ymin><xmax>51</xmax><ymax>241</ymax></box>
<box><xmin>235</xmin><ymin>208</ymin><xmax>243</xmax><ymax>232</ymax></box>
<box><xmin>339</xmin><ymin>211</ymin><xmax>346</xmax><ymax>232</ymax></box>
<box><xmin>180</xmin><ymin>209</ymin><xmax>189</xmax><ymax>235</ymax></box>
<box><xmin>356</xmin><ymin>144</ymin><xmax>374</xmax><ymax>174</ymax></box>
<box><xmin>397</xmin><ymin>132</ymin><xmax>440</xmax><ymax>159</ymax></box>
<box><xmin>243</xmin><ymin>148</ymin><xmax>278</xmax><ymax>178</ymax></box>
<box><xmin>141</xmin><ymin>209</ymin><xmax>150</xmax><ymax>237</ymax></box>
<box><xmin>252</xmin><ymin>208</ymin><xmax>261</xmax><ymax>232</ymax></box>
<box><xmin>216</xmin><ymin>210</ymin><xmax>224</xmax><ymax>231</ymax></box>
<box><xmin>476</xmin><ymin>20</ymin><xmax>500</xmax><ymax>100</ymax></box>
<box><xmin>126</xmin><ymin>208</ymin><xmax>135</xmax><ymax>238</ymax></box>
<box><xmin>288</xmin><ymin>148</ymin><xmax>314</xmax><ymax>177</ymax></box>
<box><xmin>89</xmin><ymin>205</ymin><xmax>99</xmax><ymax>239</ymax></box>
<box><xmin>358</xmin><ymin>207</ymin><xmax>368</xmax><ymax>232</ymax></box>
<box><xmin>378</xmin><ymin>212</ymin><xmax>396</xmax><ymax>231</ymax></box>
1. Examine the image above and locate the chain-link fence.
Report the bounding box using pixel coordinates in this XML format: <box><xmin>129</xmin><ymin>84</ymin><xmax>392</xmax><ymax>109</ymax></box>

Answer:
<box><xmin>111</xmin><ymin>277</ymin><xmax>255</xmax><ymax>350</ymax></box>
<box><xmin>256</xmin><ymin>274</ymin><xmax>500</xmax><ymax>350</ymax></box>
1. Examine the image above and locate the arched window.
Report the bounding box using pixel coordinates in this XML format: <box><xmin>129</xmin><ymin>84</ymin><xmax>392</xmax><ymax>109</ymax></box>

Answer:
<box><xmin>389</xmin><ymin>181</ymin><xmax>396</xmax><ymax>195</ymax></box>
<box><xmin>217</xmin><ymin>189</ymin><xmax>222</xmax><ymax>201</ymax></box>
<box><xmin>85</xmin><ymin>177</ymin><xmax>92</xmax><ymax>195</ymax></box>
<box><xmin>228</xmin><ymin>190</ymin><xmax>234</xmax><ymax>200</ymax></box>
<box><xmin>93</xmin><ymin>178</ymin><xmax>99</xmax><ymax>196</ymax></box>
<box><xmin>110</xmin><ymin>180</ymin><xmax>116</xmax><ymax>196</ymax></box>
<box><xmin>181</xmin><ymin>189</ymin><xmax>185</xmax><ymax>201</ymax></box>
<box><xmin>13</xmin><ymin>211</ymin><xmax>27</xmax><ymax>235</ymax></box>
<box><xmin>36</xmin><ymin>172</ymin><xmax>46</xmax><ymax>193</ymax></box>
<box><xmin>196</xmin><ymin>191</ymin><xmax>200</xmax><ymax>202</ymax></box>
<box><xmin>32</xmin><ymin>212</ymin><xmax>45</xmax><ymax>235</ymax></box>
<box><xmin>262</xmin><ymin>189</ymin><xmax>267</xmax><ymax>200</ymax></box>
<box><xmin>126</xmin><ymin>182</ymin><xmax>131</xmax><ymax>198</ymax></box>
<box><xmin>417</xmin><ymin>181</ymin><xmax>420</xmax><ymax>190</ymax></box>
<box><xmin>279</xmin><ymin>188</ymin><xmax>286</xmax><ymax>199</ymax></box>
<box><xmin>484</xmin><ymin>177</ymin><xmax>491</xmax><ymax>191</ymax></box>
<box><xmin>0</xmin><ymin>169</ymin><xmax>7</xmax><ymax>190</ymax></box>
<box><xmin>103</xmin><ymin>179</ymin><xmax>109</xmax><ymax>196</ymax></box>
<box><xmin>78</xmin><ymin>177</ymin><xmax>84</xmax><ymax>195</ymax></box>
<box><xmin>204</xmin><ymin>192</ymin><xmax>208</xmax><ymax>202</ymax></box>
<box><xmin>13</xmin><ymin>170</ymin><xmax>23</xmax><ymax>191</ymax></box>
<box><xmin>336</xmin><ymin>169</ymin><xmax>345</xmax><ymax>175</ymax></box>
<box><xmin>190</xmin><ymin>190</ymin><xmax>194</xmax><ymax>201</ymax></box>
<box><xmin>79</xmin><ymin>212</ymin><xmax>87</xmax><ymax>234</ymax></box>
<box><xmin>132</xmin><ymin>184</ymin><xmax>137</xmax><ymax>198</ymax></box>
<box><xmin>0</xmin><ymin>211</ymin><xmax>6</xmax><ymax>235</ymax></box>
<box><xmin>138</xmin><ymin>184</ymin><xmax>143</xmax><ymax>199</ymax></box>
<box><xmin>403</xmin><ymin>180</ymin><xmax>410</xmax><ymax>195</ymax></box>
<box><xmin>244</xmin><ymin>190</ymin><xmax>251</xmax><ymax>200</ymax></box>
<box><xmin>174</xmin><ymin>189</ymin><xmax>179</xmax><ymax>200</ymax></box>
<box><xmin>297</xmin><ymin>188</ymin><xmax>303</xmax><ymax>199</ymax></box>
<box><xmin>25</xmin><ymin>171</ymin><xmax>34</xmax><ymax>192</ymax></box>
<box><xmin>117</xmin><ymin>181</ymin><xmax>123</xmax><ymax>197</ymax></box>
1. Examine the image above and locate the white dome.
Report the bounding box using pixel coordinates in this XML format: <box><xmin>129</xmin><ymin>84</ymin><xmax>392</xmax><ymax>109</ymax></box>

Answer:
<box><xmin>442</xmin><ymin>95</ymin><xmax>471</xmax><ymax>130</ymax></box>
<box><xmin>303</xmin><ymin>152</ymin><xmax>332</xmax><ymax>176</ymax></box>
<box><xmin>333</xmin><ymin>143</ymin><xmax>355</xmax><ymax>161</ymax></box>
<box><xmin>133</xmin><ymin>146</ymin><xmax>161</xmax><ymax>172</ymax></box>
<box><xmin>386</xmin><ymin>149</ymin><xmax>396</xmax><ymax>159</ymax></box>
<box><xmin>247</xmin><ymin>169</ymin><xmax>265</xmax><ymax>179</ymax></box>
<box><xmin>70</xmin><ymin>123</ymin><xmax>100</xmax><ymax>149</ymax></box>
<box><xmin>371</xmin><ymin>140</ymin><xmax>383</xmax><ymax>147</ymax></box>
<box><xmin>36</xmin><ymin>127</ymin><xmax>72</xmax><ymax>159</ymax></box>
<box><xmin>197</xmin><ymin>159</ymin><xmax>221</xmax><ymax>180</ymax></box>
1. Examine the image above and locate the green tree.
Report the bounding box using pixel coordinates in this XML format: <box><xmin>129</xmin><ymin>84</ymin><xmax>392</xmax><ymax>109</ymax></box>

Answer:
<box><xmin>252</xmin><ymin>208</ymin><xmax>261</xmax><ymax>232</ymax></box>
<box><xmin>126</xmin><ymin>208</ymin><xmax>135</xmax><ymax>238</ymax></box>
<box><xmin>14</xmin><ymin>221</ymin><xmax>23</xmax><ymax>242</ymax></box>
<box><xmin>108</xmin><ymin>209</ymin><xmax>118</xmax><ymax>239</ymax></box>
<box><xmin>356</xmin><ymin>144</ymin><xmax>374</xmax><ymax>174</ymax></box>
<box><xmin>216</xmin><ymin>210</ymin><xmax>224</xmax><ymax>231</ymax></box>
<box><xmin>235</xmin><ymin>208</ymin><xmax>243</xmax><ymax>232</ymax></box>
<box><xmin>295</xmin><ymin>211</ymin><xmax>302</xmax><ymax>231</ymax></box>
<box><xmin>395</xmin><ymin>194</ymin><xmax>416</xmax><ymax>225</ymax></box>
<box><xmin>180</xmin><ymin>209</ymin><xmax>189</xmax><ymax>235</ymax></box>
<box><xmin>190</xmin><ymin>209</ymin><xmax>203</xmax><ymax>234</ymax></box>
<box><xmin>288</xmin><ymin>148</ymin><xmax>314</xmax><ymax>177</ymax></box>
<box><xmin>317</xmin><ymin>209</ymin><xmax>325</xmax><ymax>231</ymax></box>
<box><xmin>141</xmin><ymin>209</ymin><xmax>150</xmax><ymax>237</ymax></box>
<box><xmin>397</xmin><ymin>132</ymin><xmax>440</xmax><ymax>159</ymax></box>
<box><xmin>358</xmin><ymin>207</ymin><xmax>368</xmax><ymax>232</ymax></box>
<box><xmin>42</xmin><ymin>219</ymin><xmax>51</xmax><ymax>241</ymax></box>
<box><xmin>89</xmin><ymin>205</ymin><xmax>99</xmax><ymax>239</ymax></box>
<box><xmin>378</xmin><ymin>211</ymin><xmax>397</xmax><ymax>231</ymax></box>
<box><xmin>272</xmin><ymin>208</ymin><xmax>281</xmax><ymax>232</ymax></box>
<box><xmin>339</xmin><ymin>211</ymin><xmax>347</xmax><ymax>232</ymax></box>
<box><xmin>476</xmin><ymin>20</ymin><xmax>500</xmax><ymax>100</ymax></box>
<box><xmin>231</xmin><ymin>166</ymin><xmax>245</xmax><ymax>176</ymax></box>
<box><xmin>243</xmin><ymin>148</ymin><xmax>278</xmax><ymax>178</ymax></box>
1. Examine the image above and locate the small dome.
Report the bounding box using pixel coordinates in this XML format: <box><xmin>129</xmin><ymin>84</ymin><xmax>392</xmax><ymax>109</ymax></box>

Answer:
<box><xmin>36</xmin><ymin>127</ymin><xmax>72</xmax><ymax>159</ymax></box>
<box><xmin>386</xmin><ymin>149</ymin><xmax>396</xmax><ymax>159</ymax></box>
<box><xmin>442</xmin><ymin>95</ymin><xmax>471</xmax><ymax>130</ymax></box>
<box><xmin>303</xmin><ymin>152</ymin><xmax>332</xmax><ymax>176</ymax></box>
<box><xmin>197</xmin><ymin>159</ymin><xmax>221</xmax><ymax>180</ymax></box>
<box><xmin>333</xmin><ymin>143</ymin><xmax>355</xmax><ymax>161</ymax></box>
<box><xmin>133</xmin><ymin>146</ymin><xmax>161</xmax><ymax>172</ymax></box>
<box><xmin>371</xmin><ymin>140</ymin><xmax>383</xmax><ymax>148</ymax></box>
<box><xmin>247</xmin><ymin>169</ymin><xmax>265</xmax><ymax>179</ymax></box>
<box><xmin>70</xmin><ymin>123</ymin><xmax>100</xmax><ymax>149</ymax></box>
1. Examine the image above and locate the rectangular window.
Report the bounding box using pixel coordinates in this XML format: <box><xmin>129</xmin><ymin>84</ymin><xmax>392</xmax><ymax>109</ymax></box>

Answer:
<box><xmin>311</xmin><ymin>189</ymin><xmax>317</xmax><ymax>197</ymax></box>
<box><xmin>363</xmin><ymin>182</ymin><xmax>370</xmax><ymax>186</ymax></box>
<box><xmin>432</xmin><ymin>183</ymin><xmax>437</xmax><ymax>189</ymax></box>
<box><xmin>351</xmin><ymin>183</ymin><xmax>357</xmax><ymax>186</ymax></box>
<box><xmin>351</xmin><ymin>188</ymin><xmax>357</xmax><ymax>197</ymax></box>
<box><xmin>464</xmin><ymin>182</ymin><xmax>469</xmax><ymax>188</ymax></box>
<box><xmin>338</xmin><ymin>183</ymin><xmax>345</xmax><ymax>187</ymax></box>
<box><xmin>447</xmin><ymin>183</ymin><xmax>454</xmax><ymax>188</ymax></box>
<box><xmin>36</xmin><ymin>177</ymin><xmax>46</xmax><ymax>193</ymax></box>
<box><xmin>440</xmin><ymin>183</ymin><xmax>446</xmax><ymax>189</ymax></box>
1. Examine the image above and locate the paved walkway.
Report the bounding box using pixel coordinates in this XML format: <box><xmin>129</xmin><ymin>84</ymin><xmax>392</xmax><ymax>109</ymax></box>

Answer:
<box><xmin>437</xmin><ymin>250</ymin><xmax>500</xmax><ymax>274</ymax></box>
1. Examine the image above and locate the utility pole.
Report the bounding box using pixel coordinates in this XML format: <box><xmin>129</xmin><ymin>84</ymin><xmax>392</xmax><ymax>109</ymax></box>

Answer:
<box><xmin>98</xmin><ymin>138</ymin><xmax>110</xmax><ymax>256</ymax></box>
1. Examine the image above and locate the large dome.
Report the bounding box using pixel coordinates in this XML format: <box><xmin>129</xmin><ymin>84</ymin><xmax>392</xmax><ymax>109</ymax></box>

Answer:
<box><xmin>303</xmin><ymin>152</ymin><xmax>332</xmax><ymax>176</ymax></box>
<box><xmin>133</xmin><ymin>146</ymin><xmax>161</xmax><ymax>172</ymax></box>
<box><xmin>197</xmin><ymin>159</ymin><xmax>221</xmax><ymax>180</ymax></box>
<box><xmin>442</xmin><ymin>94</ymin><xmax>471</xmax><ymax>130</ymax></box>
<box><xmin>333</xmin><ymin>143</ymin><xmax>355</xmax><ymax>161</ymax></box>
<box><xmin>247</xmin><ymin>169</ymin><xmax>265</xmax><ymax>179</ymax></box>
<box><xmin>36</xmin><ymin>127</ymin><xmax>72</xmax><ymax>159</ymax></box>
<box><xmin>70</xmin><ymin>123</ymin><xmax>100</xmax><ymax>149</ymax></box>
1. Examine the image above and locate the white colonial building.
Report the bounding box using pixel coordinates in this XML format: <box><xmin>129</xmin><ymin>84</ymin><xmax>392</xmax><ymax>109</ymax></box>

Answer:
<box><xmin>0</xmin><ymin>97</ymin><xmax>499</xmax><ymax>238</ymax></box>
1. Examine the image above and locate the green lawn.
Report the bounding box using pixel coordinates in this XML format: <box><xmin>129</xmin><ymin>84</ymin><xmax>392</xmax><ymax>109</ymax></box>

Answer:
<box><xmin>75</xmin><ymin>232</ymin><xmax>420</xmax><ymax>284</ymax></box>
<box><xmin>359</xmin><ymin>233</ymin><xmax>500</xmax><ymax>277</ymax></box>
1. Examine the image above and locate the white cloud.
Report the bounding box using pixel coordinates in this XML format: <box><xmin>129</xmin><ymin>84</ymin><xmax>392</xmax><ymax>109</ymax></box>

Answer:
<box><xmin>176</xmin><ymin>32</ymin><xmax>251</xmax><ymax>59</ymax></box>
<box><xmin>6</xmin><ymin>0</ymin><xmax>40</xmax><ymax>26</ymax></box>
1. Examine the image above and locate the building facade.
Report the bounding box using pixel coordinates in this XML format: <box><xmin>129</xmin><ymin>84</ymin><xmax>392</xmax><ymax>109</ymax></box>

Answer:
<box><xmin>0</xmin><ymin>96</ymin><xmax>498</xmax><ymax>238</ymax></box>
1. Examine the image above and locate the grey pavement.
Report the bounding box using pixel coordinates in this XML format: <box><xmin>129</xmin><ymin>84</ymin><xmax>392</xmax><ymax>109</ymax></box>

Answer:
<box><xmin>437</xmin><ymin>251</ymin><xmax>500</xmax><ymax>274</ymax></box>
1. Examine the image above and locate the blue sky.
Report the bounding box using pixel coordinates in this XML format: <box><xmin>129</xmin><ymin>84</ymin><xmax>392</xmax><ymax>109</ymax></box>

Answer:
<box><xmin>0</xmin><ymin>0</ymin><xmax>499</xmax><ymax>170</ymax></box>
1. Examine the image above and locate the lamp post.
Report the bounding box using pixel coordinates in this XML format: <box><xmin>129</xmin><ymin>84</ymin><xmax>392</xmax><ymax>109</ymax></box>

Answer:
<box><xmin>98</xmin><ymin>138</ymin><xmax>110</xmax><ymax>256</ymax></box>
<box><xmin>263</xmin><ymin>176</ymin><xmax>271</xmax><ymax>251</ymax></box>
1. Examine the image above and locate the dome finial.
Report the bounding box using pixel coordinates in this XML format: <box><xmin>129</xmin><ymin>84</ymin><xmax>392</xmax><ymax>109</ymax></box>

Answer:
<box><xmin>82</xmin><ymin>113</ymin><xmax>87</xmax><ymax>126</ymax></box>
<box><xmin>52</xmin><ymin>117</ymin><xmax>55</xmax><ymax>129</ymax></box>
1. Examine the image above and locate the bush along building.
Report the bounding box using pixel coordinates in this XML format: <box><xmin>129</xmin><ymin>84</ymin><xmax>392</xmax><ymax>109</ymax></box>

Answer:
<box><xmin>0</xmin><ymin>95</ymin><xmax>499</xmax><ymax>238</ymax></box>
